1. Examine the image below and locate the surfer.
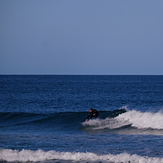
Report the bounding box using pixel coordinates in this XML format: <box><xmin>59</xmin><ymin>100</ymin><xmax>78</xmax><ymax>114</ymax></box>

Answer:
<box><xmin>86</xmin><ymin>108</ymin><xmax>98</xmax><ymax>121</ymax></box>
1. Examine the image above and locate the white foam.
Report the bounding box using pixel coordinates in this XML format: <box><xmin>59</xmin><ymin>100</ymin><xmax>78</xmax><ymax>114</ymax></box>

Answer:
<box><xmin>116</xmin><ymin>110</ymin><xmax>163</xmax><ymax>130</ymax></box>
<box><xmin>0</xmin><ymin>149</ymin><xmax>163</xmax><ymax>163</ymax></box>
<box><xmin>82</xmin><ymin>118</ymin><xmax>130</xmax><ymax>130</ymax></box>
<box><xmin>82</xmin><ymin>110</ymin><xmax>163</xmax><ymax>130</ymax></box>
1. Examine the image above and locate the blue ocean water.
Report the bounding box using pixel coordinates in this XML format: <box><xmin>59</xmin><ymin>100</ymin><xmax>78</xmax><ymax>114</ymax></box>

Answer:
<box><xmin>0</xmin><ymin>75</ymin><xmax>163</xmax><ymax>163</ymax></box>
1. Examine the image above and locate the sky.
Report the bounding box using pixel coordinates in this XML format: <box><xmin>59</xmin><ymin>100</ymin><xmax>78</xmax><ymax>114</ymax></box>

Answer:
<box><xmin>0</xmin><ymin>0</ymin><xmax>163</xmax><ymax>75</ymax></box>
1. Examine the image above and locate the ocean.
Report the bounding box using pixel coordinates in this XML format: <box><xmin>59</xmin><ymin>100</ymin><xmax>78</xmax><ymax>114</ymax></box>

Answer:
<box><xmin>0</xmin><ymin>75</ymin><xmax>163</xmax><ymax>163</ymax></box>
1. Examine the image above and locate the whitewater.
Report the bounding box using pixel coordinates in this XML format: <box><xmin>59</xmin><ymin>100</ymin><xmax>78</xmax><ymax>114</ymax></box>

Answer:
<box><xmin>82</xmin><ymin>110</ymin><xmax>163</xmax><ymax>131</ymax></box>
<box><xmin>1</xmin><ymin>149</ymin><xmax>163</xmax><ymax>163</ymax></box>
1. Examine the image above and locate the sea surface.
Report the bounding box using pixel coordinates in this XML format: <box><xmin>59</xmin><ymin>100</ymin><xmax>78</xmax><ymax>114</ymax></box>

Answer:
<box><xmin>0</xmin><ymin>75</ymin><xmax>163</xmax><ymax>163</ymax></box>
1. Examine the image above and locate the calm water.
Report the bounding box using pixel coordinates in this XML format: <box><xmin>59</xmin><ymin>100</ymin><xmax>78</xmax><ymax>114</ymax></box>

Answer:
<box><xmin>0</xmin><ymin>75</ymin><xmax>163</xmax><ymax>163</ymax></box>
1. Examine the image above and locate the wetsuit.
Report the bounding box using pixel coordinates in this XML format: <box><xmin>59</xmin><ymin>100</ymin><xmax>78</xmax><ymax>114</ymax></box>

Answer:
<box><xmin>86</xmin><ymin>109</ymin><xmax>99</xmax><ymax>120</ymax></box>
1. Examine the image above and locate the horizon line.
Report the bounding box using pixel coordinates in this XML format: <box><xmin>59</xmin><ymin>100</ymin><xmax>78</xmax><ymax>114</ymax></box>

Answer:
<box><xmin>0</xmin><ymin>74</ymin><xmax>163</xmax><ymax>76</ymax></box>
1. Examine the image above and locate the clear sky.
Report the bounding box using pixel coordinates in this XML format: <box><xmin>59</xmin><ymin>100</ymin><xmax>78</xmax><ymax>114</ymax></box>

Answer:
<box><xmin>0</xmin><ymin>0</ymin><xmax>163</xmax><ymax>75</ymax></box>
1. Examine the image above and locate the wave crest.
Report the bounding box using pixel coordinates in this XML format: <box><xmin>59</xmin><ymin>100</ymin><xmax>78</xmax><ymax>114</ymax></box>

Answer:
<box><xmin>116</xmin><ymin>110</ymin><xmax>163</xmax><ymax>130</ymax></box>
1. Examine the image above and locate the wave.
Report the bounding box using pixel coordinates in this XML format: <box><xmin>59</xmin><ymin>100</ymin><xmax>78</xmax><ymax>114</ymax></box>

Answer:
<box><xmin>0</xmin><ymin>148</ymin><xmax>163</xmax><ymax>163</ymax></box>
<box><xmin>116</xmin><ymin>110</ymin><xmax>163</xmax><ymax>130</ymax></box>
<box><xmin>0</xmin><ymin>109</ymin><xmax>126</xmax><ymax>128</ymax></box>
<box><xmin>82</xmin><ymin>110</ymin><xmax>163</xmax><ymax>132</ymax></box>
<box><xmin>1</xmin><ymin>109</ymin><xmax>163</xmax><ymax>135</ymax></box>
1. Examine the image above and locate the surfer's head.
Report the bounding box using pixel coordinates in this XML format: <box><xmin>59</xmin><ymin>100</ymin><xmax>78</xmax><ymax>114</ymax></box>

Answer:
<box><xmin>90</xmin><ymin>108</ymin><xmax>93</xmax><ymax>112</ymax></box>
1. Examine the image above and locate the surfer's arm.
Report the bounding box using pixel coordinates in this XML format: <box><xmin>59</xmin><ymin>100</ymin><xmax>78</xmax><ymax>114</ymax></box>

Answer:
<box><xmin>86</xmin><ymin>113</ymin><xmax>93</xmax><ymax>121</ymax></box>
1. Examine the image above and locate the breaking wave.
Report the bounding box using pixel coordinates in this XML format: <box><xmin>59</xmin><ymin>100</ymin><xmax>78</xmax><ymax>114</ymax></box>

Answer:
<box><xmin>0</xmin><ymin>148</ymin><xmax>163</xmax><ymax>163</ymax></box>
<box><xmin>0</xmin><ymin>109</ymin><xmax>126</xmax><ymax>130</ymax></box>
<box><xmin>1</xmin><ymin>109</ymin><xmax>163</xmax><ymax>135</ymax></box>
<box><xmin>82</xmin><ymin>110</ymin><xmax>163</xmax><ymax>131</ymax></box>
<box><xmin>116</xmin><ymin>110</ymin><xmax>163</xmax><ymax>130</ymax></box>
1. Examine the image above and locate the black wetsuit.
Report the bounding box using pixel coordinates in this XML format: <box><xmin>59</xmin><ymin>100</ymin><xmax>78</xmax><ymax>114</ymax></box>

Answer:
<box><xmin>86</xmin><ymin>109</ymin><xmax>99</xmax><ymax>120</ymax></box>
